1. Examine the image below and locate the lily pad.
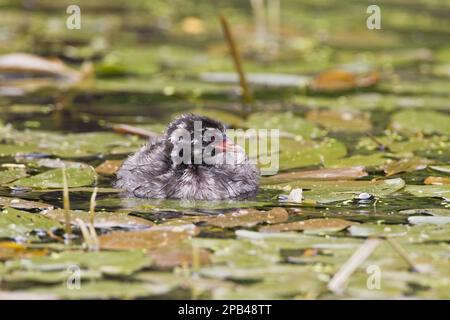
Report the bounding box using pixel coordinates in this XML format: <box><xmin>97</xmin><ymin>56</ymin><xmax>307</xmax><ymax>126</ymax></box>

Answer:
<box><xmin>408</xmin><ymin>216</ymin><xmax>450</xmax><ymax>225</ymax></box>
<box><xmin>279</xmin><ymin>138</ymin><xmax>347</xmax><ymax>170</ymax></box>
<box><xmin>207</xmin><ymin>207</ymin><xmax>289</xmax><ymax>228</ymax></box>
<box><xmin>405</xmin><ymin>185</ymin><xmax>450</xmax><ymax>199</ymax></box>
<box><xmin>99</xmin><ymin>227</ymin><xmax>195</xmax><ymax>250</ymax></box>
<box><xmin>429</xmin><ymin>165</ymin><xmax>450</xmax><ymax>174</ymax></box>
<box><xmin>326</xmin><ymin>153</ymin><xmax>388</xmax><ymax>168</ymax></box>
<box><xmin>0</xmin><ymin>197</ymin><xmax>53</xmax><ymax>211</ymax></box>
<box><xmin>382</xmin><ymin>157</ymin><xmax>432</xmax><ymax>176</ymax></box>
<box><xmin>306</xmin><ymin>110</ymin><xmax>372</xmax><ymax>132</ymax></box>
<box><xmin>263</xmin><ymin>167</ymin><xmax>367</xmax><ymax>184</ymax></box>
<box><xmin>28</xmin><ymin>280</ymin><xmax>173</xmax><ymax>299</ymax></box>
<box><xmin>390</xmin><ymin>110</ymin><xmax>450</xmax><ymax>136</ymax></box>
<box><xmin>259</xmin><ymin>218</ymin><xmax>354</xmax><ymax>233</ymax></box>
<box><xmin>41</xmin><ymin>209</ymin><xmax>154</xmax><ymax>229</ymax></box>
<box><xmin>0</xmin><ymin>168</ymin><xmax>28</xmax><ymax>185</ymax></box>
<box><xmin>266</xmin><ymin>178</ymin><xmax>405</xmax><ymax>203</ymax></box>
<box><xmin>13</xmin><ymin>167</ymin><xmax>96</xmax><ymax>189</ymax></box>
<box><xmin>348</xmin><ymin>224</ymin><xmax>409</xmax><ymax>237</ymax></box>
<box><xmin>0</xmin><ymin>207</ymin><xmax>62</xmax><ymax>239</ymax></box>
<box><xmin>246</xmin><ymin>112</ymin><xmax>325</xmax><ymax>139</ymax></box>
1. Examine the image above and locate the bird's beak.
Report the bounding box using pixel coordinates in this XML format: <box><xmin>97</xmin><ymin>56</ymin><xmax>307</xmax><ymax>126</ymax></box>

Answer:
<box><xmin>215</xmin><ymin>137</ymin><xmax>237</xmax><ymax>152</ymax></box>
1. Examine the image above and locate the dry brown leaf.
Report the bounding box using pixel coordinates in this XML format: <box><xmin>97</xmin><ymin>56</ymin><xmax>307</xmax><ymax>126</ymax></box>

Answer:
<box><xmin>207</xmin><ymin>207</ymin><xmax>289</xmax><ymax>228</ymax></box>
<box><xmin>309</xmin><ymin>70</ymin><xmax>379</xmax><ymax>92</ymax></box>
<box><xmin>0</xmin><ymin>242</ymin><xmax>48</xmax><ymax>261</ymax></box>
<box><xmin>95</xmin><ymin>160</ymin><xmax>124</xmax><ymax>175</ymax></box>
<box><xmin>424</xmin><ymin>176</ymin><xmax>450</xmax><ymax>185</ymax></box>
<box><xmin>259</xmin><ymin>218</ymin><xmax>354</xmax><ymax>233</ymax></box>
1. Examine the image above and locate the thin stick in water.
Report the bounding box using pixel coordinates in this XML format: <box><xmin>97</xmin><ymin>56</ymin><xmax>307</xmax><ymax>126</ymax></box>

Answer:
<box><xmin>61</xmin><ymin>167</ymin><xmax>72</xmax><ymax>243</ymax></box>
<box><xmin>386</xmin><ymin>237</ymin><xmax>431</xmax><ymax>273</ymax></box>
<box><xmin>328</xmin><ymin>237</ymin><xmax>381</xmax><ymax>294</ymax></box>
<box><xmin>219</xmin><ymin>13</ymin><xmax>253</xmax><ymax>106</ymax></box>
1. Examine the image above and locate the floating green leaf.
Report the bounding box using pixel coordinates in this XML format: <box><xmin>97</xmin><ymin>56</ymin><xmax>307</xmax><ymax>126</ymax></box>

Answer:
<box><xmin>0</xmin><ymin>207</ymin><xmax>62</xmax><ymax>239</ymax></box>
<box><xmin>13</xmin><ymin>167</ymin><xmax>96</xmax><ymax>189</ymax></box>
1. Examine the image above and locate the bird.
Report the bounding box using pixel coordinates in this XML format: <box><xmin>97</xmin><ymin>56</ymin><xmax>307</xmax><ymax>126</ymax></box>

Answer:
<box><xmin>115</xmin><ymin>114</ymin><xmax>259</xmax><ymax>200</ymax></box>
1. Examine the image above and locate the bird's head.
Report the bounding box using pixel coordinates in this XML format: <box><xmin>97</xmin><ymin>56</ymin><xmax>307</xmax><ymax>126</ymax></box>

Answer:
<box><xmin>164</xmin><ymin>114</ymin><xmax>241</xmax><ymax>168</ymax></box>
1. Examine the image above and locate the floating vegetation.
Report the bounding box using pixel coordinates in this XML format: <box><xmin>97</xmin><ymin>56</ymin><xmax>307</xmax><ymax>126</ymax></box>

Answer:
<box><xmin>0</xmin><ymin>0</ymin><xmax>449</xmax><ymax>300</ymax></box>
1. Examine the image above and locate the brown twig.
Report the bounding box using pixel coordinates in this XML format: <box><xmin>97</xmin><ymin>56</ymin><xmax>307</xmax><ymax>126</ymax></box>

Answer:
<box><xmin>61</xmin><ymin>167</ymin><xmax>72</xmax><ymax>244</ymax></box>
<box><xmin>219</xmin><ymin>13</ymin><xmax>253</xmax><ymax>108</ymax></box>
<box><xmin>328</xmin><ymin>237</ymin><xmax>382</xmax><ymax>294</ymax></box>
<box><xmin>112</xmin><ymin>124</ymin><xmax>161</xmax><ymax>139</ymax></box>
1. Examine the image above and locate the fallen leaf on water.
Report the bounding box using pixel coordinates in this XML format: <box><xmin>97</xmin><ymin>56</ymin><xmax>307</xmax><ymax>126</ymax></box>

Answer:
<box><xmin>207</xmin><ymin>207</ymin><xmax>289</xmax><ymax>228</ymax></box>
<box><xmin>95</xmin><ymin>160</ymin><xmax>124</xmax><ymax>175</ymax></box>
<box><xmin>260</xmin><ymin>218</ymin><xmax>354</xmax><ymax>233</ymax></box>
<box><xmin>424</xmin><ymin>176</ymin><xmax>450</xmax><ymax>185</ymax></box>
